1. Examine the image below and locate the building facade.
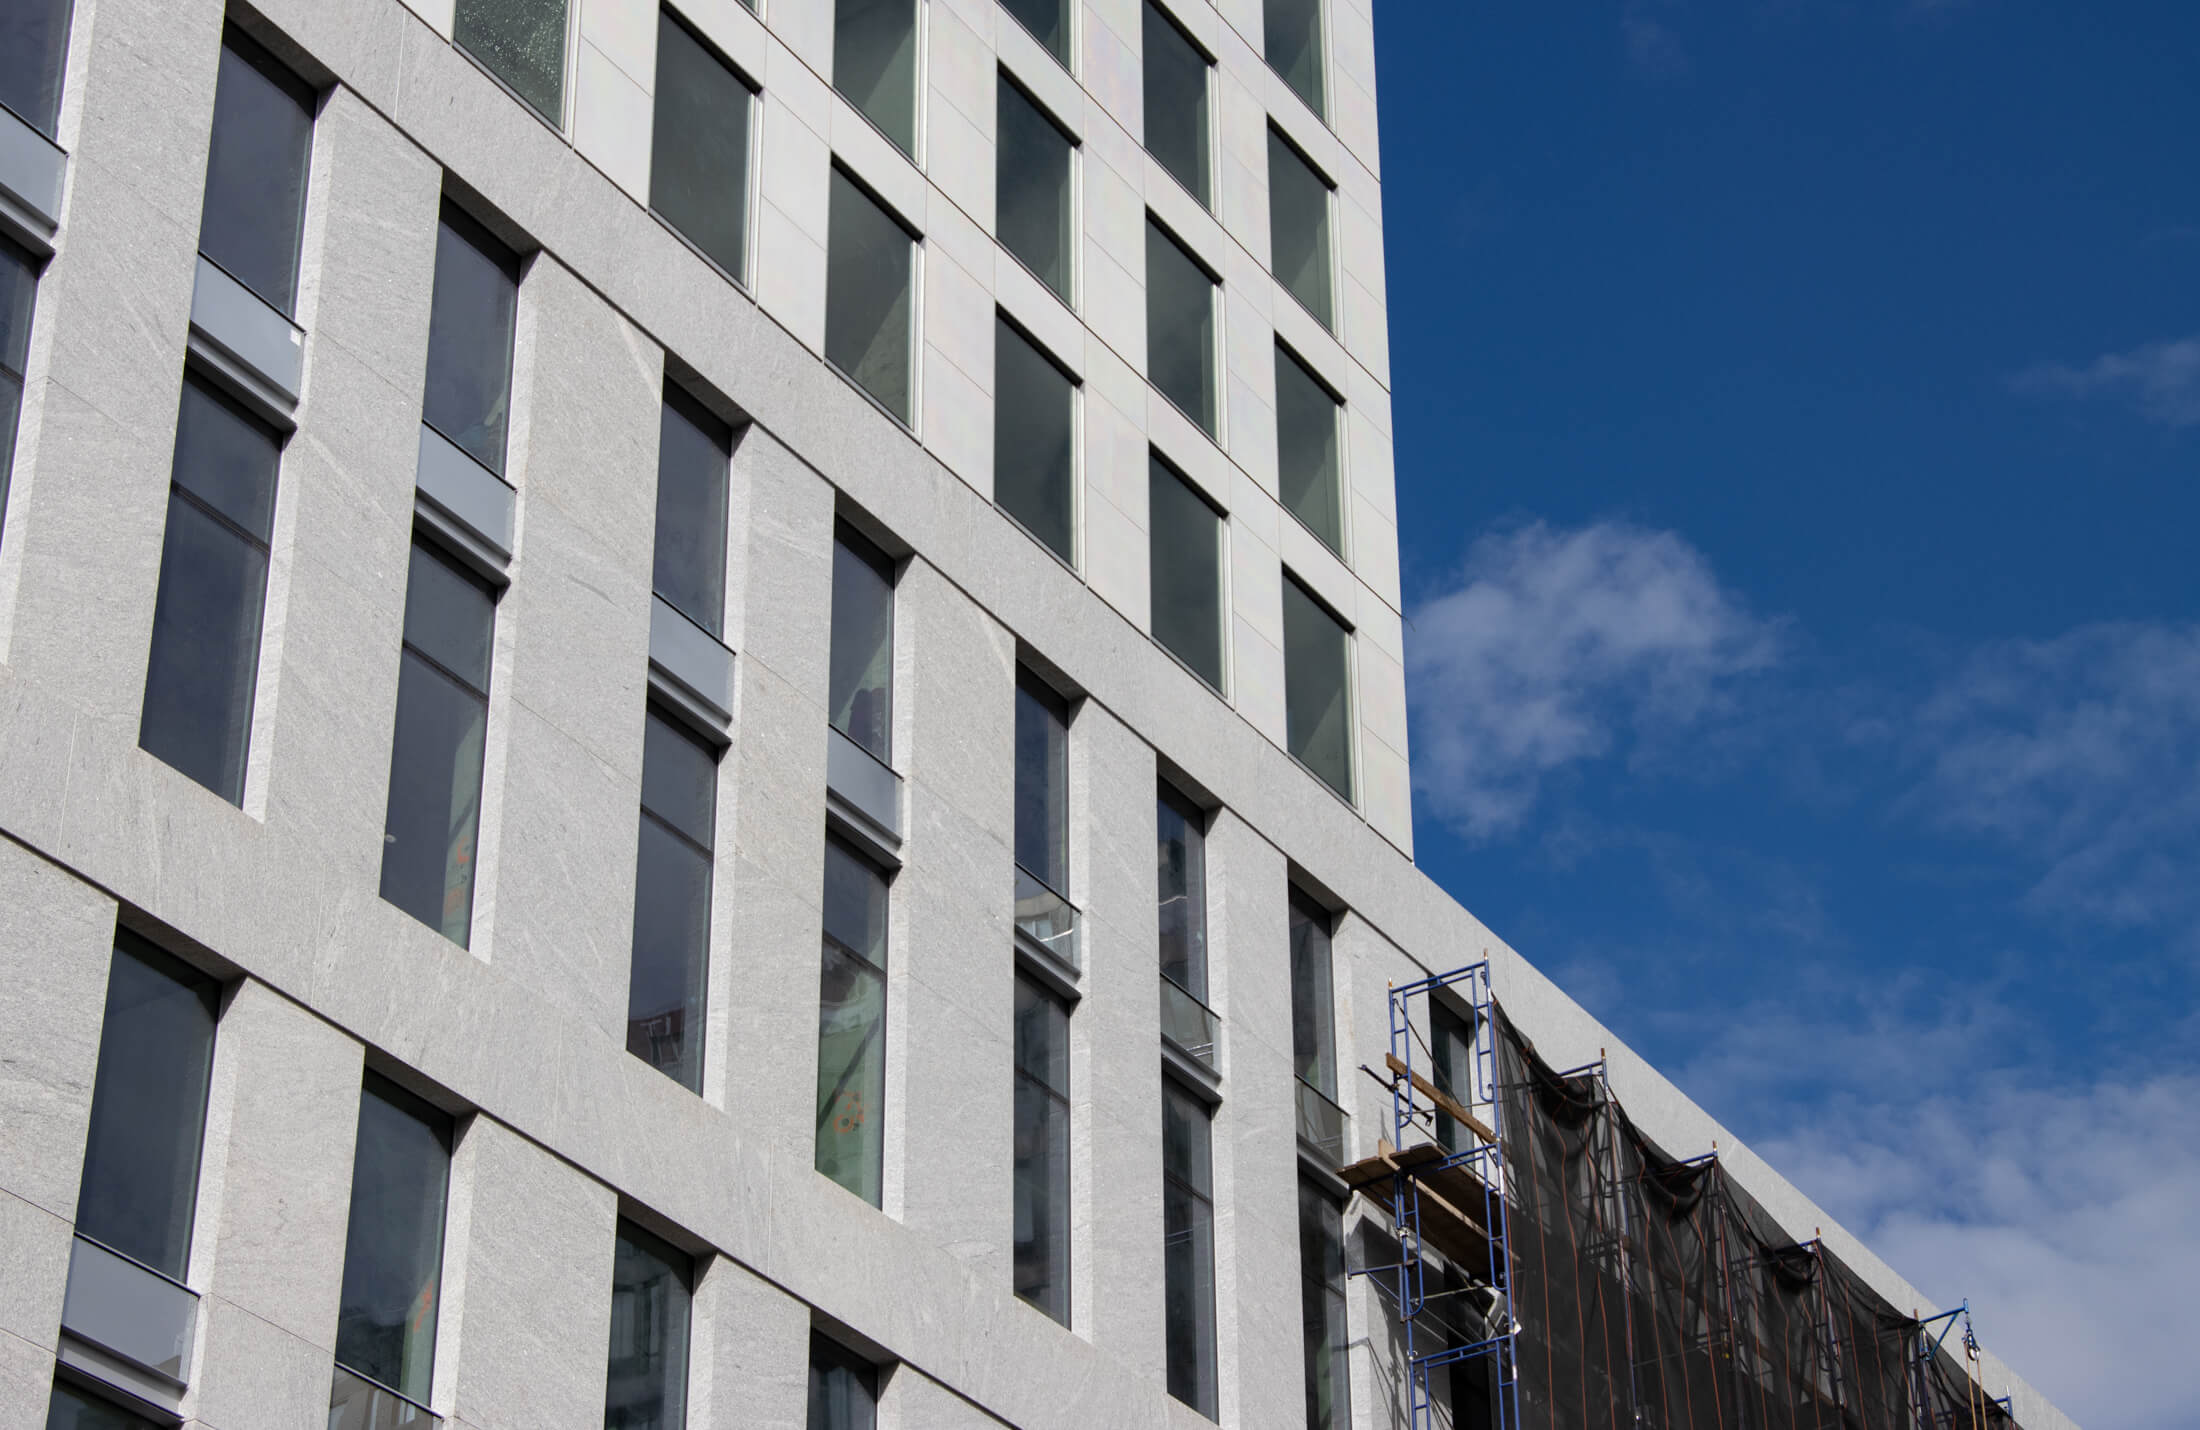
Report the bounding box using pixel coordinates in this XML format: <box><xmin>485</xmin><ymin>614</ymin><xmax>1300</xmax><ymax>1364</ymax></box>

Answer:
<box><xmin>0</xmin><ymin>1</ymin><xmax>2069</xmax><ymax>1429</ymax></box>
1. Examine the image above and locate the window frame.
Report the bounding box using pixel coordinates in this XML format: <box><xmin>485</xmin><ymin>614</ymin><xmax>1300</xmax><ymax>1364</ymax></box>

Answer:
<box><xmin>452</xmin><ymin>0</ymin><xmax>573</xmax><ymax>128</ymax></box>
<box><xmin>995</xmin><ymin>68</ymin><xmax>1078</xmax><ymax>307</ymax></box>
<box><xmin>1140</xmin><ymin>0</ymin><xmax>1214</xmax><ymax>210</ymax></box>
<box><xmin>196</xmin><ymin>22</ymin><xmax>318</xmax><ymax>320</ymax></box>
<box><xmin>1012</xmin><ymin>970</ymin><xmax>1073</xmax><ymax>1325</ymax></box>
<box><xmin>991</xmin><ymin>311</ymin><xmax>1081</xmax><ymax>569</ymax></box>
<box><xmin>824</xmin><ymin>161</ymin><xmax>923</xmax><ymax>431</ymax></box>
<box><xmin>828</xmin><ymin>519</ymin><xmax>899</xmax><ymax>767</ymax></box>
<box><xmin>1143</xmin><ymin>213</ymin><xmax>1222</xmax><ymax>441</ymax></box>
<box><xmin>1145</xmin><ymin>449</ymin><xmax>1228</xmax><ymax>692</ymax></box>
<box><xmin>627</xmin><ymin>703</ymin><xmax>720</xmax><ymax>1093</ymax></box>
<box><xmin>1281</xmin><ymin>569</ymin><xmax>1356</xmax><ymax>804</ymax></box>
<box><xmin>832</xmin><ymin>0</ymin><xmax>925</xmax><ymax>159</ymax></box>
<box><xmin>1272</xmin><ymin>340</ymin><xmax>1347</xmax><ymax>558</ymax></box>
<box><xmin>649</xmin><ymin>6</ymin><xmax>760</xmax><ymax>288</ymax></box>
<box><xmin>1265</xmin><ymin>123</ymin><xmax>1336</xmax><ymax>334</ymax></box>
<box><xmin>816</xmin><ymin>833</ymin><xmax>893</xmax><ymax>1206</ymax></box>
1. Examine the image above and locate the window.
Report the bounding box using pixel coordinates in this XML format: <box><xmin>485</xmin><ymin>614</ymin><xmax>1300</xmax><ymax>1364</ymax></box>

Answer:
<box><xmin>652</xmin><ymin>10</ymin><xmax>754</xmax><ymax>283</ymax></box>
<box><xmin>606</xmin><ymin>1219</ymin><xmax>692</xmax><ymax>1430</ymax></box>
<box><xmin>1266</xmin><ymin>128</ymin><xmax>1333</xmax><ymax>331</ymax></box>
<box><xmin>137</xmin><ymin>375</ymin><xmax>281</xmax><ymax>803</ymax></box>
<box><xmin>335</xmin><ymin>1074</ymin><xmax>452</xmax><ymax>1405</ymax></box>
<box><xmin>996</xmin><ymin>75</ymin><xmax>1072</xmax><ymax>302</ymax></box>
<box><xmin>816</xmin><ymin>836</ymin><xmax>889</xmax><ymax>1205</ymax></box>
<box><xmin>1274</xmin><ymin>344</ymin><xmax>1342</xmax><ymax>555</ymax></box>
<box><xmin>808</xmin><ymin>1334</ymin><xmax>879</xmax><ymax>1430</ymax></box>
<box><xmin>1014</xmin><ymin>671</ymin><xmax>1069</xmax><ymax>900</ymax></box>
<box><xmin>0</xmin><ymin>0</ymin><xmax>73</xmax><ymax>138</ymax></box>
<box><xmin>1161</xmin><ymin>1079</ymin><xmax>1217</xmax><ymax>1418</ymax></box>
<box><xmin>1299</xmin><ymin>1177</ymin><xmax>1350</xmax><ymax>1430</ymax></box>
<box><xmin>1013</xmin><ymin>973</ymin><xmax>1070</xmax><ymax>1323</ymax></box>
<box><xmin>1288</xmin><ymin>889</ymin><xmax>1337</xmax><ymax>1102</ymax></box>
<box><xmin>1265</xmin><ymin>0</ymin><xmax>1324</xmax><ymax>118</ymax></box>
<box><xmin>653</xmin><ymin>386</ymin><xmax>732</xmax><ymax>637</ymax></box>
<box><xmin>45</xmin><ymin>1382</ymin><xmax>161</xmax><ymax>1430</ymax></box>
<box><xmin>198</xmin><ymin>27</ymin><xmax>314</xmax><ymax>316</ymax></box>
<box><xmin>423</xmin><ymin>205</ymin><xmax>521</xmax><ymax>476</ymax></box>
<box><xmin>825</xmin><ymin>167</ymin><xmax>916</xmax><ymax>426</ymax></box>
<box><xmin>1142</xmin><ymin>1</ymin><xmax>1210</xmax><ymax>207</ymax></box>
<box><xmin>1282</xmin><ymin>573</ymin><xmax>1352</xmax><ymax>799</ymax></box>
<box><xmin>74</xmin><ymin>935</ymin><xmax>219</xmax><ymax>1281</ymax></box>
<box><xmin>1002</xmin><ymin>0</ymin><xmax>1070</xmax><ymax>67</ymax></box>
<box><xmin>1431</xmin><ymin>1001</ymin><xmax>1474</xmax><ymax>1154</ymax></box>
<box><xmin>1448</xmin><ymin>1305</ymin><xmax>1498</xmax><ymax>1430</ymax></box>
<box><xmin>379</xmin><ymin>539</ymin><xmax>497</xmax><ymax>946</ymax></box>
<box><xmin>992</xmin><ymin>316</ymin><xmax>1075</xmax><ymax>564</ymax></box>
<box><xmin>833</xmin><ymin>0</ymin><xmax>918</xmax><ymax>156</ymax></box>
<box><xmin>828</xmin><ymin>524</ymin><xmax>895</xmax><ymax>763</ymax></box>
<box><xmin>1145</xmin><ymin>218</ymin><xmax>1217</xmax><ymax>438</ymax></box>
<box><xmin>628</xmin><ymin>708</ymin><xmax>717</xmax><ymax>1091</ymax></box>
<box><xmin>1147</xmin><ymin>454</ymin><xmax>1223</xmax><ymax>690</ymax></box>
<box><xmin>1156</xmin><ymin>785</ymin><xmax>1206</xmax><ymax>1002</ymax></box>
<box><xmin>454</xmin><ymin>0</ymin><xmax>568</xmax><ymax>123</ymax></box>
<box><xmin>0</xmin><ymin>238</ymin><xmax>32</xmax><ymax>533</ymax></box>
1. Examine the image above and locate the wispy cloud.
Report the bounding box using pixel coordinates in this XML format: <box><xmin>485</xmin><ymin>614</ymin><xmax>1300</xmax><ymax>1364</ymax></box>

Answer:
<box><xmin>1405</xmin><ymin>521</ymin><xmax>1781</xmax><ymax>840</ymax></box>
<box><xmin>2012</xmin><ymin>335</ymin><xmax>2200</xmax><ymax>428</ymax></box>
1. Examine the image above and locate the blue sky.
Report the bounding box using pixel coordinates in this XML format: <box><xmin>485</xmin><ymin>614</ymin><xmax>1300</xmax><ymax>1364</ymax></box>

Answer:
<box><xmin>1373</xmin><ymin>5</ymin><xmax>2199</xmax><ymax>1428</ymax></box>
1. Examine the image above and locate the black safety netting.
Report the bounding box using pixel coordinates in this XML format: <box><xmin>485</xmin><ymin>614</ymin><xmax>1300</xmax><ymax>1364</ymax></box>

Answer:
<box><xmin>1480</xmin><ymin>1006</ymin><xmax>2016</xmax><ymax>1430</ymax></box>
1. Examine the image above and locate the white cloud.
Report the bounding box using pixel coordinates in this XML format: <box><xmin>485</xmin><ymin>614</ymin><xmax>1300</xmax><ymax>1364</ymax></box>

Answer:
<box><xmin>1405</xmin><ymin>521</ymin><xmax>1780</xmax><ymax>840</ymax></box>
<box><xmin>2013</xmin><ymin>335</ymin><xmax>2200</xmax><ymax>428</ymax></box>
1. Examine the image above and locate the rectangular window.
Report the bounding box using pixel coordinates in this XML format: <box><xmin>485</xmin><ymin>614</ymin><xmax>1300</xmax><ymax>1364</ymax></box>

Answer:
<box><xmin>1161</xmin><ymin>1079</ymin><xmax>1218</xmax><ymax>1418</ymax></box>
<box><xmin>334</xmin><ymin>1073</ymin><xmax>452</xmax><ymax>1405</ymax></box>
<box><xmin>1002</xmin><ymin>0</ymin><xmax>1070</xmax><ymax>68</ymax></box>
<box><xmin>993</xmin><ymin>316</ymin><xmax>1075</xmax><ymax>564</ymax></box>
<box><xmin>1298</xmin><ymin>1177</ymin><xmax>1350</xmax><ymax>1430</ymax></box>
<box><xmin>1267</xmin><ymin>128</ymin><xmax>1333</xmax><ymax>331</ymax></box>
<box><xmin>1288</xmin><ymin>889</ymin><xmax>1337</xmax><ymax>1100</ymax></box>
<box><xmin>652</xmin><ymin>9</ymin><xmax>754</xmax><ymax>283</ymax></box>
<box><xmin>808</xmin><ymin>1334</ymin><xmax>879</xmax><ymax>1430</ymax></box>
<box><xmin>74</xmin><ymin>934</ymin><xmax>219</xmax><ymax>1281</ymax></box>
<box><xmin>46</xmin><ymin>1381</ymin><xmax>162</xmax><ymax>1430</ymax></box>
<box><xmin>628</xmin><ymin>708</ymin><xmax>717</xmax><ymax>1091</ymax></box>
<box><xmin>423</xmin><ymin>205</ymin><xmax>521</xmax><ymax>477</ymax></box>
<box><xmin>137</xmin><ymin>375</ymin><xmax>281</xmax><ymax>804</ymax></box>
<box><xmin>1274</xmin><ymin>344</ymin><xmax>1343</xmax><ymax>555</ymax></box>
<box><xmin>1283</xmin><ymin>573</ymin><xmax>1352</xmax><ymax>800</ymax></box>
<box><xmin>0</xmin><ymin>0</ymin><xmax>73</xmax><ymax>138</ymax></box>
<box><xmin>828</xmin><ymin>523</ymin><xmax>895</xmax><ymax>763</ymax></box>
<box><xmin>653</xmin><ymin>386</ymin><xmax>732</xmax><ymax>638</ymax></box>
<box><xmin>1014</xmin><ymin>671</ymin><xmax>1069</xmax><ymax>899</ymax></box>
<box><xmin>1147</xmin><ymin>454</ymin><xmax>1224</xmax><ymax>690</ymax></box>
<box><xmin>1431</xmin><ymin>1001</ymin><xmax>1475</xmax><ymax>1154</ymax></box>
<box><xmin>454</xmin><ymin>0</ymin><xmax>569</xmax><ymax>123</ymax></box>
<box><xmin>997</xmin><ymin>74</ymin><xmax>1072</xmax><ymax>302</ymax></box>
<box><xmin>1155</xmin><ymin>784</ymin><xmax>1206</xmax><ymax>1002</ymax></box>
<box><xmin>825</xmin><ymin>167</ymin><xmax>916</xmax><ymax>426</ymax></box>
<box><xmin>198</xmin><ymin>26</ymin><xmax>314</xmax><ymax>316</ymax></box>
<box><xmin>1013</xmin><ymin>973</ymin><xmax>1071</xmax><ymax>1323</ymax></box>
<box><xmin>1265</xmin><ymin>0</ymin><xmax>1325</xmax><ymax>119</ymax></box>
<box><xmin>816</xmin><ymin>836</ymin><xmax>889</xmax><ymax>1206</ymax></box>
<box><xmin>1146</xmin><ymin>219</ymin><xmax>1218</xmax><ymax>438</ymax></box>
<box><xmin>379</xmin><ymin>539</ymin><xmax>497</xmax><ymax>946</ymax></box>
<box><xmin>0</xmin><ymin>237</ymin><xmax>32</xmax><ymax>534</ymax></box>
<box><xmin>1142</xmin><ymin>1</ymin><xmax>1210</xmax><ymax>207</ymax></box>
<box><xmin>606</xmin><ymin>1219</ymin><xmax>692</xmax><ymax>1430</ymax></box>
<box><xmin>834</xmin><ymin>0</ymin><xmax>918</xmax><ymax>157</ymax></box>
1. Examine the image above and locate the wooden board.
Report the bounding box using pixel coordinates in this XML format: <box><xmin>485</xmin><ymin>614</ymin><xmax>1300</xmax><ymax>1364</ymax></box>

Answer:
<box><xmin>1384</xmin><ymin>1052</ymin><xmax>1499</xmax><ymax>1146</ymax></box>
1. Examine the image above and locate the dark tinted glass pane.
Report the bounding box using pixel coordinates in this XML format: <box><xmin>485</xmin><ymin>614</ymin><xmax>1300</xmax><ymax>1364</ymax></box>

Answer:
<box><xmin>454</xmin><ymin>0</ymin><xmax>568</xmax><ymax>121</ymax></box>
<box><xmin>1142</xmin><ymin>1</ymin><xmax>1209</xmax><ymax>205</ymax></box>
<box><xmin>807</xmin><ymin>1335</ymin><xmax>878</xmax><ymax>1430</ymax></box>
<box><xmin>1012</xmin><ymin>971</ymin><xmax>1069</xmax><ymax>1093</ymax></box>
<box><xmin>833</xmin><ymin>0</ymin><xmax>916</xmax><ymax>155</ymax></box>
<box><xmin>168</xmin><ymin>373</ymin><xmax>279</xmax><ymax>538</ymax></box>
<box><xmin>1289</xmin><ymin>892</ymin><xmax>1337</xmax><ymax>1098</ymax></box>
<box><xmin>652</xmin><ymin>11</ymin><xmax>752</xmax><ymax>282</ymax></box>
<box><xmin>1013</xmin><ymin>977</ymin><xmax>1070</xmax><ymax>1323</ymax></box>
<box><xmin>74</xmin><ymin>938</ymin><xmax>218</xmax><ymax>1280</ymax></box>
<box><xmin>1148</xmin><ymin>457</ymin><xmax>1223</xmax><ymax>688</ymax></box>
<box><xmin>0</xmin><ymin>370</ymin><xmax>20</xmax><ymax>531</ymax></box>
<box><xmin>1145</xmin><ymin>220</ymin><xmax>1215</xmax><ymax>436</ymax></box>
<box><xmin>199</xmin><ymin>35</ymin><xmax>314</xmax><ymax>316</ymax></box>
<box><xmin>379</xmin><ymin>650</ymin><xmax>489</xmax><ymax>946</ymax></box>
<box><xmin>401</xmin><ymin>541</ymin><xmax>495</xmax><ymax>693</ymax></box>
<box><xmin>45</xmin><ymin>1381</ymin><xmax>160</xmax><ymax>1430</ymax></box>
<box><xmin>1160</xmin><ymin>1079</ymin><xmax>1212</xmax><ymax>1197</ymax></box>
<box><xmin>0</xmin><ymin>240</ymin><xmax>30</xmax><ymax>533</ymax></box>
<box><xmin>0</xmin><ymin>0</ymin><xmax>73</xmax><ymax>137</ymax></box>
<box><xmin>828</xmin><ymin>531</ymin><xmax>894</xmax><ymax>762</ymax></box>
<box><xmin>1299</xmin><ymin>1178</ymin><xmax>1348</xmax><ymax>1430</ymax></box>
<box><xmin>1451</xmin><ymin>1333</ymin><xmax>1497</xmax><ymax>1430</ymax></box>
<box><xmin>138</xmin><ymin>492</ymin><xmax>268</xmax><ymax>803</ymax></box>
<box><xmin>1264</xmin><ymin>0</ymin><xmax>1325</xmax><ymax>118</ymax></box>
<box><xmin>1274</xmin><ymin>345</ymin><xmax>1342</xmax><ymax>553</ymax></box>
<box><xmin>1002</xmin><ymin>0</ymin><xmax>1069</xmax><ymax>66</ymax></box>
<box><xmin>1267</xmin><ymin>129</ymin><xmax>1332</xmax><ymax>330</ymax></box>
<box><xmin>824</xmin><ymin>170</ymin><xmax>913</xmax><ymax>423</ymax></box>
<box><xmin>423</xmin><ymin>212</ymin><xmax>519</xmax><ymax>475</ymax></box>
<box><xmin>814</xmin><ymin>943</ymin><xmax>885</xmax><ymax>1205</ymax></box>
<box><xmin>335</xmin><ymin>1077</ymin><xmax>451</xmax><ymax>1402</ymax></box>
<box><xmin>640</xmin><ymin>707</ymin><xmax>717</xmax><ymax>849</ymax></box>
<box><xmin>997</xmin><ymin>79</ymin><xmax>1072</xmax><ymax>300</ymax></box>
<box><xmin>1283</xmin><ymin>575</ymin><xmax>1352</xmax><ymax>799</ymax></box>
<box><xmin>1156</xmin><ymin>787</ymin><xmax>1205</xmax><ymax>1001</ymax></box>
<box><xmin>1161</xmin><ymin>1081</ymin><xmax>1217</xmax><ymax>1417</ymax></box>
<box><xmin>653</xmin><ymin>390</ymin><xmax>731</xmax><ymax>638</ymax></box>
<box><xmin>629</xmin><ymin>816</ymin><xmax>711</xmax><ymax>1091</ymax></box>
<box><xmin>821</xmin><ymin>836</ymin><xmax>888</xmax><ymax>966</ymax></box>
<box><xmin>993</xmin><ymin>319</ymin><xmax>1075</xmax><ymax>562</ymax></box>
<box><xmin>1013</xmin><ymin>676</ymin><xmax>1068</xmax><ymax>895</ymax></box>
<box><xmin>606</xmin><ymin>1220</ymin><xmax>692</xmax><ymax>1430</ymax></box>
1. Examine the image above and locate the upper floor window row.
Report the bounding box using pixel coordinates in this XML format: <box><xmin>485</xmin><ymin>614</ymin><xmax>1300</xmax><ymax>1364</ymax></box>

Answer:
<box><xmin>1</xmin><ymin>0</ymin><xmax>73</xmax><ymax>138</ymax></box>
